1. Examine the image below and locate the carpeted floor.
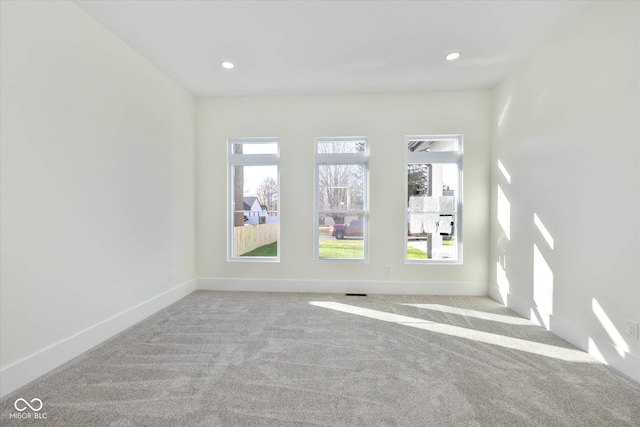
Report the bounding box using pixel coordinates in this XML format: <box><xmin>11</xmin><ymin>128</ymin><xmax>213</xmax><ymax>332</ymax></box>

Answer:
<box><xmin>1</xmin><ymin>291</ymin><xmax>639</xmax><ymax>426</ymax></box>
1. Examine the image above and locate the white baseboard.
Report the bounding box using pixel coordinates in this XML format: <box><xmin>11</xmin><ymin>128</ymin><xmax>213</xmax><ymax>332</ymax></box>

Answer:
<box><xmin>198</xmin><ymin>277</ymin><xmax>488</xmax><ymax>296</ymax></box>
<box><xmin>0</xmin><ymin>279</ymin><xmax>198</xmax><ymax>398</ymax></box>
<box><xmin>489</xmin><ymin>285</ymin><xmax>640</xmax><ymax>383</ymax></box>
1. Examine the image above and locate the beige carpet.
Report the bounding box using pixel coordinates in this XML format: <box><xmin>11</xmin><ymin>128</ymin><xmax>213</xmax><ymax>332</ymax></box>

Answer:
<box><xmin>1</xmin><ymin>291</ymin><xmax>639</xmax><ymax>426</ymax></box>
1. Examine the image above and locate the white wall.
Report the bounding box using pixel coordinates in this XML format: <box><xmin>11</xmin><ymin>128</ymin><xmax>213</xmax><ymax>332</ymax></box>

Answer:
<box><xmin>197</xmin><ymin>90</ymin><xmax>491</xmax><ymax>294</ymax></box>
<box><xmin>0</xmin><ymin>1</ymin><xmax>196</xmax><ymax>395</ymax></box>
<box><xmin>489</xmin><ymin>1</ymin><xmax>640</xmax><ymax>381</ymax></box>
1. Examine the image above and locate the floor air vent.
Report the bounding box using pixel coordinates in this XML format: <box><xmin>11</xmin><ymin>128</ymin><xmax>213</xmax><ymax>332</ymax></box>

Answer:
<box><xmin>345</xmin><ymin>293</ymin><xmax>367</xmax><ymax>297</ymax></box>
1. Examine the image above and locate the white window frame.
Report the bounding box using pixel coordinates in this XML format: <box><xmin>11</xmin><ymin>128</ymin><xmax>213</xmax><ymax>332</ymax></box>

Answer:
<box><xmin>405</xmin><ymin>134</ymin><xmax>463</xmax><ymax>264</ymax></box>
<box><xmin>228</xmin><ymin>137</ymin><xmax>280</xmax><ymax>262</ymax></box>
<box><xmin>314</xmin><ymin>136</ymin><xmax>369</xmax><ymax>262</ymax></box>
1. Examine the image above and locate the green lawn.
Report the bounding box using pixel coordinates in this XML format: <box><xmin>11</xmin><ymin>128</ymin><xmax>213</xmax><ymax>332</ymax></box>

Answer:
<box><xmin>240</xmin><ymin>242</ymin><xmax>277</xmax><ymax>257</ymax></box>
<box><xmin>319</xmin><ymin>238</ymin><xmax>364</xmax><ymax>259</ymax></box>
<box><xmin>406</xmin><ymin>239</ymin><xmax>454</xmax><ymax>259</ymax></box>
<box><xmin>241</xmin><ymin>239</ymin><xmax>364</xmax><ymax>258</ymax></box>
<box><xmin>241</xmin><ymin>239</ymin><xmax>432</xmax><ymax>259</ymax></box>
<box><xmin>407</xmin><ymin>246</ymin><xmax>427</xmax><ymax>259</ymax></box>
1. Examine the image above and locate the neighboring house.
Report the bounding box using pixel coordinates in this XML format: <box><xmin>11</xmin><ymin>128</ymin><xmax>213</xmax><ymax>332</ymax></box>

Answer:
<box><xmin>243</xmin><ymin>196</ymin><xmax>264</xmax><ymax>224</ymax></box>
<box><xmin>243</xmin><ymin>196</ymin><xmax>277</xmax><ymax>225</ymax></box>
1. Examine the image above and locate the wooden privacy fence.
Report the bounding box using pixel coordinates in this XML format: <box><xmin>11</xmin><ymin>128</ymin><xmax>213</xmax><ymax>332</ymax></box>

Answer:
<box><xmin>234</xmin><ymin>223</ymin><xmax>278</xmax><ymax>256</ymax></box>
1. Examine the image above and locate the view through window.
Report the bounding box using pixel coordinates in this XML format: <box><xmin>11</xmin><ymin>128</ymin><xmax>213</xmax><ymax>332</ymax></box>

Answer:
<box><xmin>406</xmin><ymin>135</ymin><xmax>462</xmax><ymax>263</ymax></box>
<box><xmin>228</xmin><ymin>138</ymin><xmax>279</xmax><ymax>260</ymax></box>
<box><xmin>315</xmin><ymin>137</ymin><xmax>369</xmax><ymax>261</ymax></box>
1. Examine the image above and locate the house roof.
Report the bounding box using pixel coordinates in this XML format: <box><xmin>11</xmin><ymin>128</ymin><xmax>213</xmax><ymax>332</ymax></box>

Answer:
<box><xmin>243</xmin><ymin>196</ymin><xmax>264</xmax><ymax>211</ymax></box>
<box><xmin>243</xmin><ymin>196</ymin><xmax>258</xmax><ymax>204</ymax></box>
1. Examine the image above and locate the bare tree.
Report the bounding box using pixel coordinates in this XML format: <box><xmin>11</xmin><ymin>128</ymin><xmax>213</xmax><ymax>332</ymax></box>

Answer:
<box><xmin>317</xmin><ymin>142</ymin><xmax>364</xmax><ymax>223</ymax></box>
<box><xmin>257</xmin><ymin>176</ymin><xmax>278</xmax><ymax>213</ymax></box>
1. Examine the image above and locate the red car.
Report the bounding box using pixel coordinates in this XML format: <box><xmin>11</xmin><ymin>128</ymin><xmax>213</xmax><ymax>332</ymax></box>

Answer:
<box><xmin>330</xmin><ymin>220</ymin><xmax>363</xmax><ymax>239</ymax></box>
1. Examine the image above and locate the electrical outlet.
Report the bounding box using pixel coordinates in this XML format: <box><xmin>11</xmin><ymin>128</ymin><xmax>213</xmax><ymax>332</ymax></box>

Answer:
<box><xmin>626</xmin><ymin>321</ymin><xmax>639</xmax><ymax>340</ymax></box>
<box><xmin>385</xmin><ymin>265</ymin><xmax>391</xmax><ymax>275</ymax></box>
<box><xmin>168</xmin><ymin>272</ymin><xmax>174</xmax><ymax>284</ymax></box>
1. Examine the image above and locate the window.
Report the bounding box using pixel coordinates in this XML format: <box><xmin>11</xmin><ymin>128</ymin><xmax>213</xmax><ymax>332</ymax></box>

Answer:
<box><xmin>315</xmin><ymin>137</ymin><xmax>369</xmax><ymax>261</ymax></box>
<box><xmin>406</xmin><ymin>135</ymin><xmax>462</xmax><ymax>263</ymax></box>
<box><xmin>228</xmin><ymin>138</ymin><xmax>279</xmax><ymax>261</ymax></box>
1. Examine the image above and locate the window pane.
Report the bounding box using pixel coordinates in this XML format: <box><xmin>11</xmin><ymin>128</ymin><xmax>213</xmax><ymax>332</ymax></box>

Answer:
<box><xmin>407</xmin><ymin>163</ymin><xmax>458</xmax><ymax>261</ymax></box>
<box><xmin>318</xmin><ymin>213</ymin><xmax>365</xmax><ymax>260</ymax></box>
<box><xmin>232</xmin><ymin>165</ymin><xmax>278</xmax><ymax>257</ymax></box>
<box><xmin>232</xmin><ymin>142</ymin><xmax>278</xmax><ymax>155</ymax></box>
<box><xmin>317</xmin><ymin>164</ymin><xmax>365</xmax><ymax>210</ymax></box>
<box><xmin>315</xmin><ymin>137</ymin><xmax>368</xmax><ymax>262</ymax></box>
<box><xmin>407</xmin><ymin>138</ymin><xmax>459</xmax><ymax>153</ymax></box>
<box><xmin>317</xmin><ymin>140</ymin><xmax>366</xmax><ymax>154</ymax></box>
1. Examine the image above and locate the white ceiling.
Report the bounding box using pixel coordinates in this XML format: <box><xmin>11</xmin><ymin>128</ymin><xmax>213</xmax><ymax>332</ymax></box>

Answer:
<box><xmin>74</xmin><ymin>0</ymin><xmax>595</xmax><ymax>97</ymax></box>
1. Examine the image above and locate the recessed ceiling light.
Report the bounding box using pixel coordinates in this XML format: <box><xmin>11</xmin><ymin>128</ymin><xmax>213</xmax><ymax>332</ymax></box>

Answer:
<box><xmin>445</xmin><ymin>52</ymin><xmax>461</xmax><ymax>61</ymax></box>
<box><xmin>221</xmin><ymin>61</ymin><xmax>235</xmax><ymax>69</ymax></box>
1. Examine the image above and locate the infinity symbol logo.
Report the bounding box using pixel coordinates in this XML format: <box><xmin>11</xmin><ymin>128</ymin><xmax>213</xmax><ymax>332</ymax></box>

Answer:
<box><xmin>14</xmin><ymin>398</ymin><xmax>43</xmax><ymax>412</ymax></box>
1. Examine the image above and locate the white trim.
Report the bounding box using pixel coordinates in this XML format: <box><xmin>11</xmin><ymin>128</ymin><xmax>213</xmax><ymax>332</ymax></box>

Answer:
<box><xmin>315</xmin><ymin>153</ymin><xmax>369</xmax><ymax>164</ymax></box>
<box><xmin>489</xmin><ymin>286</ymin><xmax>640</xmax><ymax>383</ymax></box>
<box><xmin>229</xmin><ymin>153</ymin><xmax>279</xmax><ymax>165</ymax></box>
<box><xmin>407</xmin><ymin>151</ymin><xmax>461</xmax><ymax>163</ymax></box>
<box><xmin>198</xmin><ymin>277</ymin><xmax>487</xmax><ymax>296</ymax></box>
<box><xmin>229</xmin><ymin>136</ymin><xmax>279</xmax><ymax>145</ymax></box>
<box><xmin>0</xmin><ymin>279</ymin><xmax>198</xmax><ymax>398</ymax></box>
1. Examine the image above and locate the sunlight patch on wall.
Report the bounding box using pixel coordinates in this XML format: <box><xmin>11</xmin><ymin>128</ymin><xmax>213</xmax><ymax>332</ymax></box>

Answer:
<box><xmin>587</xmin><ymin>337</ymin><xmax>607</xmax><ymax>364</ymax></box>
<box><xmin>533</xmin><ymin>244</ymin><xmax>554</xmax><ymax>324</ymax></box>
<box><xmin>403</xmin><ymin>304</ymin><xmax>533</xmax><ymax>326</ymax></box>
<box><xmin>497</xmin><ymin>94</ymin><xmax>513</xmax><ymax>129</ymax></box>
<box><xmin>496</xmin><ymin>255</ymin><xmax>510</xmax><ymax>296</ymax></box>
<box><xmin>309</xmin><ymin>301</ymin><xmax>597</xmax><ymax>363</ymax></box>
<box><xmin>592</xmin><ymin>299</ymin><xmax>628</xmax><ymax>357</ymax></box>
<box><xmin>497</xmin><ymin>185</ymin><xmax>511</xmax><ymax>240</ymax></box>
<box><xmin>534</xmin><ymin>213</ymin><xmax>554</xmax><ymax>250</ymax></box>
<box><xmin>497</xmin><ymin>159</ymin><xmax>511</xmax><ymax>184</ymax></box>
